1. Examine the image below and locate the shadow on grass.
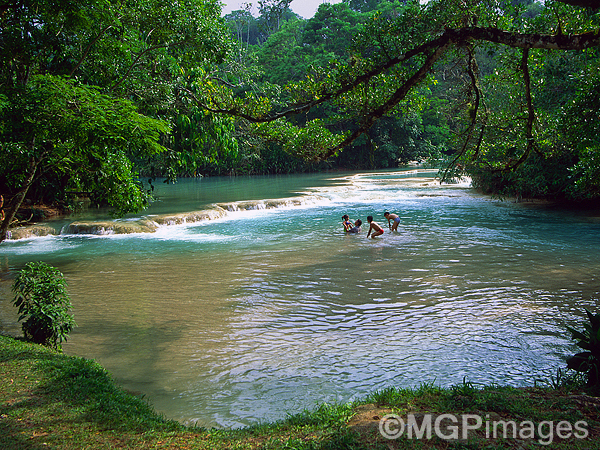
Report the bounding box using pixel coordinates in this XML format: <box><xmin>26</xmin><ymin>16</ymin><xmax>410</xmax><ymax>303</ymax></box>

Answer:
<box><xmin>0</xmin><ymin>336</ymin><xmax>374</xmax><ymax>450</ymax></box>
<box><xmin>0</xmin><ymin>336</ymin><xmax>182</xmax><ymax>449</ymax></box>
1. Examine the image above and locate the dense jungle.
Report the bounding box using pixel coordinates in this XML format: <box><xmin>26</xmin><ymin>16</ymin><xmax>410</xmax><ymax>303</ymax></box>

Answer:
<box><xmin>0</xmin><ymin>0</ymin><xmax>599</xmax><ymax>242</ymax></box>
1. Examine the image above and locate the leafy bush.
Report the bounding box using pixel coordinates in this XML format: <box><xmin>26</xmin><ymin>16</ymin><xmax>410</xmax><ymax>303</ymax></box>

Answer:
<box><xmin>566</xmin><ymin>309</ymin><xmax>600</xmax><ymax>386</ymax></box>
<box><xmin>12</xmin><ymin>261</ymin><xmax>76</xmax><ymax>350</ymax></box>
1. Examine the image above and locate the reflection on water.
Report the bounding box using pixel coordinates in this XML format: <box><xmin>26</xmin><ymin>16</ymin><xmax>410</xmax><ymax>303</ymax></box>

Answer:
<box><xmin>0</xmin><ymin>169</ymin><xmax>599</xmax><ymax>428</ymax></box>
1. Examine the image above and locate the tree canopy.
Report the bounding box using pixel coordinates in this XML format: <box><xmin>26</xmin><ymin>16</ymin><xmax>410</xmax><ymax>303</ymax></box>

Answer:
<box><xmin>1</xmin><ymin>0</ymin><xmax>599</xmax><ymax>242</ymax></box>
<box><xmin>0</xmin><ymin>0</ymin><xmax>230</xmax><ymax>241</ymax></box>
<box><xmin>198</xmin><ymin>0</ymin><xmax>600</xmax><ymax>196</ymax></box>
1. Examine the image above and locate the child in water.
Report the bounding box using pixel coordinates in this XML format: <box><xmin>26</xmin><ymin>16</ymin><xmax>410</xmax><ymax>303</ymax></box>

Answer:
<box><xmin>366</xmin><ymin>216</ymin><xmax>384</xmax><ymax>238</ymax></box>
<box><xmin>384</xmin><ymin>211</ymin><xmax>401</xmax><ymax>231</ymax></box>
<box><xmin>342</xmin><ymin>214</ymin><xmax>353</xmax><ymax>232</ymax></box>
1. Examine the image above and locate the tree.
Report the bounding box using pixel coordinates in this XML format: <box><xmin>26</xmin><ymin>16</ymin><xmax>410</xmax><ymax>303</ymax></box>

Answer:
<box><xmin>192</xmin><ymin>0</ymin><xmax>600</xmax><ymax>194</ymax></box>
<box><xmin>257</xmin><ymin>0</ymin><xmax>296</xmax><ymax>40</ymax></box>
<box><xmin>246</xmin><ymin>1</ymin><xmax>439</xmax><ymax>169</ymax></box>
<box><xmin>0</xmin><ymin>0</ymin><xmax>231</xmax><ymax>242</ymax></box>
<box><xmin>303</xmin><ymin>2</ymin><xmax>367</xmax><ymax>57</ymax></box>
<box><xmin>225</xmin><ymin>6</ymin><xmax>261</xmax><ymax>48</ymax></box>
<box><xmin>255</xmin><ymin>19</ymin><xmax>309</xmax><ymax>85</ymax></box>
<box><xmin>345</xmin><ymin>0</ymin><xmax>405</xmax><ymax>13</ymax></box>
<box><xmin>0</xmin><ymin>75</ymin><xmax>171</xmax><ymax>241</ymax></box>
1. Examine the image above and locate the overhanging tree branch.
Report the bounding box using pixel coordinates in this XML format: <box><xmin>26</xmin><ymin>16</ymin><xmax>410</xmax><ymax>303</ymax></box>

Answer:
<box><xmin>460</xmin><ymin>27</ymin><xmax>600</xmax><ymax>50</ymax></box>
<box><xmin>321</xmin><ymin>40</ymin><xmax>453</xmax><ymax>160</ymax></box>
<box><xmin>69</xmin><ymin>20</ymin><xmax>120</xmax><ymax>78</ymax></box>
<box><xmin>194</xmin><ymin>33</ymin><xmax>455</xmax><ymax>122</ymax></box>
<box><xmin>196</xmin><ymin>27</ymin><xmax>599</xmax><ymax>127</ymax></box>
<box><xmin>193</xmin><ymin>25</ymin><xmax>599</xmax><ymax>164</ymax></box>
<box><xmin>111</xmin><ymin>40</ymin><xmax>188</xmax><ymax>91</ymax></box>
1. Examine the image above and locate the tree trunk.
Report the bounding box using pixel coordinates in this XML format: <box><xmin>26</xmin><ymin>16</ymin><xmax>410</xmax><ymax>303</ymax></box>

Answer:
<box><xmin>0</xmin><ymin>154</ymin><xmax>44</xmax><ymax>243</ymax></box>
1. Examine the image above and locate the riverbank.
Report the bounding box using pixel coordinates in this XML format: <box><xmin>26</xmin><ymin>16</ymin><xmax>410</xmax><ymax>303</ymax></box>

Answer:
<box><xmin>1</xmin><ymin>336</ymin><xmax>598</xmax><ymax>449</ymax></box>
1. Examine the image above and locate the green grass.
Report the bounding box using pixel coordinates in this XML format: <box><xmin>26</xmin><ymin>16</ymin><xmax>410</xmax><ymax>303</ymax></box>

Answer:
<box><xmin>2</xmin><ymin>335</ymin><xmax>600</xmax><ymax>449</ymax></box>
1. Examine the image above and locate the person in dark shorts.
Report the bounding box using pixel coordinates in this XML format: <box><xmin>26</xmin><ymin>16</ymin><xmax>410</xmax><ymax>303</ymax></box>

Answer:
<box><xmin>384</xmin><ymin>212</ymin><xmax>401</xmax><ymax>231</ymax></box>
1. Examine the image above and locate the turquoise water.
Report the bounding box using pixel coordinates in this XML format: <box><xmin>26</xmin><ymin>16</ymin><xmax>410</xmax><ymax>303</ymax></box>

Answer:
<box><xmin>0</xmin><ymin>169</ymin><xmax>599</xmax><ymax>428</ymax></box>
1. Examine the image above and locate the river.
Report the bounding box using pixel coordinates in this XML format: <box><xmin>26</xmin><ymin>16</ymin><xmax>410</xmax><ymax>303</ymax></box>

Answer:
<box><xmin>0</xmin><ymin>168</ymin><xmax>598</xmax><ymax>428</ymax></box>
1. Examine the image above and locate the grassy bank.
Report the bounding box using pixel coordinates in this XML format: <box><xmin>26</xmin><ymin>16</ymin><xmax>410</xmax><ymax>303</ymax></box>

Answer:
<box><xmin>1</xmin><ymin>335</ymin><xmax>599</xmax><ymax>449</ymax></box>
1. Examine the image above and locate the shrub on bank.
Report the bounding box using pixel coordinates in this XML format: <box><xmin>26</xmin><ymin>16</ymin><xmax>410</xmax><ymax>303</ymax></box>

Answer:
<box><xmin>12</xmin><ymin>261</ymin><xmax>75</xmax><ymax>350</ymax></box>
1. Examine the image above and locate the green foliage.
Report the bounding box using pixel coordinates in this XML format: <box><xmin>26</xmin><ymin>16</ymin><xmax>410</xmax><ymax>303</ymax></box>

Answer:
<box><xmin>168</xmin><ymin>108</ymin><xmax>240</xmax><ymax>177</ymax></box>
<box><xmin>440</xmin><ymin>381</ymin><xmax>516</xmax><ymax>413</ymax></box>
<box><xmin>0</xmin><ymin>0</ymin><xmax>232</xmax><ymax>227</ymax></box>
<box><xmin>468</xmin><ymin>152</ymin><xmax>577</xmax><ymax>200</ymax></box>
<box><xmin>545</xmin><ymin>367</ymin><xmax>587</xmax><ymax>390</ymax></box>
<box><xmin>255</xmin><ymin>119</ymin><xmax>349</xmax><ymax>161</ymax></box>
<box><xmin>12</xmin><ymin>262</ymin><xmax>76</xmax><ymax>350</ymax></box>
<box><xmin>257</xmin><ymin>0</ymin><xmax>296</xmax><ymax>39</ymax></box>
<box><xmin>222</xmin><ymin>0</ymin><xmax>447</xmax><ymax>170</ymax></box>
<box><xmin>2</xmin><ymin>0</ymin><xmax>598</xmax><ymax>203</ymax></box>
<box><xmin>225</xmin><ymin>8</ymin><xmax>261</xmax><ymax>46</ymax></box>
<box><xmin>344</xmin><ymin>0</ymin><xmax>389</xmax><ymax>13</ymax></box>
<box><xmin>367</xmin><ymin>381</ymin><xmax>528</xmax><ymax>416</ymax></box>
<box><xmin>236</xmin><ymin>133</ymin><xmax>315</xmax><ymax>174</ymax></box>
<box><xmin>255</xmin><ymin>19</ymin><xmax>310</xmax><ymax>85</ymax></box>
<box><xmin>566</xmin><ymin>309</ymin><xmax>600</xmax><ymax>386</ymax></box>
<box><xmin>444</xmin><ymin>3</ymin><xmax>600</xmax><ymax>200</ymax></box>
<box><xmin>221</xmin><ymin>0</ymin><xmax>600</xmax><ymax>199</ymax></box>
<box><xmin>0</xmin><ymin>74</ymin><xmax>169</xmax><ymax>215</ymax></box>
<box><xmin>303</xmin><ymin>2</ymin><xmax>367</xmax><ymax>57</ymax></box>
<box><xmin>562</xmin><ymin>70</ymin><xmax>600</xmax><ymax>200</ymax></box>
<box><xmin>365</xmin><ymin>385</ymin><xmax>423</xmax><ymax>407</ymax></box>
<box><xmin>283</xmin><ymin>403</ymin><xmax>355</xmax><ymax>428</ymax></box>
